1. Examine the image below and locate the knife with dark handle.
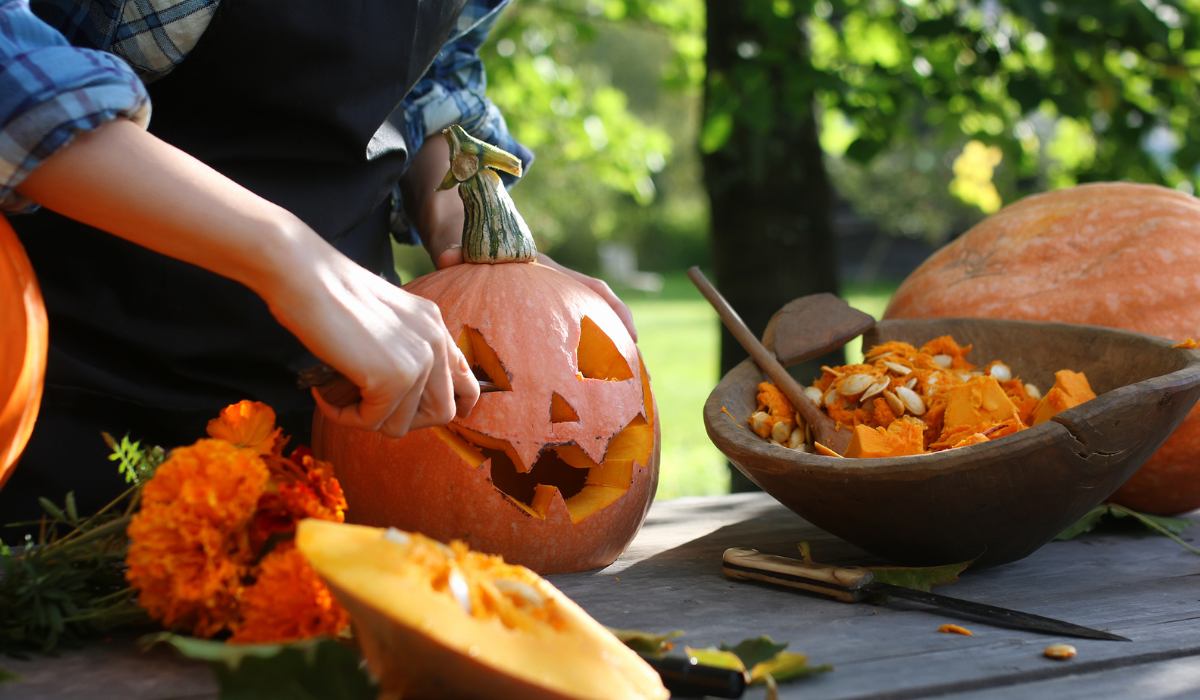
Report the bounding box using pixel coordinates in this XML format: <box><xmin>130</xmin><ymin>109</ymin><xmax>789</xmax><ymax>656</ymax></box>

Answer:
<box><xmin>722</xmin><ymin>548</ymin><xmax>1130</xmax><ymax>642</ymax></box>
<box><xmin>297</xmin><ymin>363</ymin><xmax>501</xmax><ymax>408</ymax></box>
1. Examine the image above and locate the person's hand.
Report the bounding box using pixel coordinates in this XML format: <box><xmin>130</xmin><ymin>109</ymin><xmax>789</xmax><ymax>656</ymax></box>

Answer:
<box><xmin>400</xmin><ymin>135</ymin><xmax>637</xmax><ymax>341</ymax></box>
<box><xmin>265</xmin><ymin>230</ymin><xmax>480</xmax><ymax>436</ymax></box>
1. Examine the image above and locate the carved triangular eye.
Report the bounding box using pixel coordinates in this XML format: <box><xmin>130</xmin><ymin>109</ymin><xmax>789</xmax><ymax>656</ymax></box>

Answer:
<box><xmin>550</xmin><ymin>392</ymin><xmax>580</xmax><ymax>423</ymax></box>
<box><xmin>457</xmin><ymin>326</ymin><xmax>512</xmax><ymax>391</ymax></box>
<box><xmin>576</xmin><ymin>317</ymin><xmax>634</xmax><ymax>381</ymax></box>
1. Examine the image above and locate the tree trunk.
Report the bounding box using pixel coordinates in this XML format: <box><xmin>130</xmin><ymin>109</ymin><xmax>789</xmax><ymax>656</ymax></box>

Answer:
<box><xmin>703</xmin><ymin>1</ymin><xmax>840</xmax><ymax>491</ymax></box>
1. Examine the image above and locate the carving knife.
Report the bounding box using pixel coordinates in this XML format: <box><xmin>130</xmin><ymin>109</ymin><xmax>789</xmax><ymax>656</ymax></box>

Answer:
<box><xmin>297</xmin><ymin>363</ymin><xmax>501</xmax><ymax>408</ymax></box>
<box><xmin>723</xmin><ymin>548</ymin><xmax>1130</xmax><ymax>642</ymax></box>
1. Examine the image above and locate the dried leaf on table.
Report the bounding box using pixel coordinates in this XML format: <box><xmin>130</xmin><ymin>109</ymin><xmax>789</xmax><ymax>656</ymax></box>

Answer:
<box><xmin>750</xmin><ymin>650</ymin><xmax>833</xmax><ymax>682</ymax></box>
<box><xmin>683</xmin><ymin>646</ymin><xmax>746</xmax><ymax>672</ymax></box>
<box><xmin>868</xmin><ymin>559</ymin><xmax>973</xmax><ymax>593</ymax></box>
<box><xmin>141</xmin><ymin>633</ymin><xmax>375</xmax><ymax>700</ymax></box>
<box><xmin>606</xmin><ymin>627</ymin><xmax>683</xmax><ymax>657</ymax></box>
<box><xmin>720</xmin><ymin>634</ymin><xmax>788</xmax><ymax>669</ymax></box>
<box><xmin>688</xmin><ymin>635</ymin><xmax>832</xmax><ymax>697</ymax></box>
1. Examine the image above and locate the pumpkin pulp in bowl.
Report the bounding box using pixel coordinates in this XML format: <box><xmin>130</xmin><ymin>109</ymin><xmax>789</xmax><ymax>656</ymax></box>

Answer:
<box><xmin>703</xmin><ymin>318</ymin><xmax>1200</xmax><ymax>568</ymax></box>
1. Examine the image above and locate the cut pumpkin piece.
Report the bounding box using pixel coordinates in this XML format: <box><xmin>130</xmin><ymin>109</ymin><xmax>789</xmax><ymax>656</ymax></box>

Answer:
<box><xmin>842</xmin><ymin>420</ymin><xmax>925</xmax><ymax>458</ymax></box>
<box><xmin>943</xmin><ymin>376</ymin><xmax>1019</xmax><ymax>430</ymax></box>
<box><xmin>1031</xmin><ymin>370</ymin><xmax>1097</xmax><ymax>426</ymax></box>
<box><xmin>296</xmin><ymin>520</ymin><xmax>668</xmax><ymax>700</ymax></box>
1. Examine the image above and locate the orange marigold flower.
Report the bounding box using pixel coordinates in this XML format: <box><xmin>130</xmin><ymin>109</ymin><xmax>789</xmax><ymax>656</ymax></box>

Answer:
<box><xmin>207</xmin><ymin>400</ymin><xmax>282</xmax><ymax>457</ymax></box>
<box><xmin>126</xmin><ymin>439</ymin><xmax>269</xmax><ymax>637</ymax></box>
<box><xmin>230</xmin><ymin>545</ymin><xmax>350</xmax><ymax>644</ymax></box>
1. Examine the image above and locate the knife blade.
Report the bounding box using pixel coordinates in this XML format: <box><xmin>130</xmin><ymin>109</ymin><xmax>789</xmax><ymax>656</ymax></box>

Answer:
<box><xmin>722</xmin><ymin>548</ymin><xmax>1129</xmax><ymax>642</ymax></box>
<box><xmin>297</xmin><ymin>363</ymin><xmax>502</xmax><ymax>408</ymax></box>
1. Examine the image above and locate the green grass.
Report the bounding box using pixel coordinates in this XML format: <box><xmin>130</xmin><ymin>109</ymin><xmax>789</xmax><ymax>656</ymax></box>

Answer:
<box><xmin>621</xmin><ymin>274</ymin><xmax>898</xmax><ymax>500</ymax></box>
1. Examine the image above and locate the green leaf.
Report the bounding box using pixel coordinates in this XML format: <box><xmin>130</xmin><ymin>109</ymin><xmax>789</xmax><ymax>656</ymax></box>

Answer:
<box><xmin>605</xmin><ymin>627</ymin><xmax>683</xmax><ymax>658</ymax></box>
<box><xmin>683</xmin><ymin>646</ymin><xmax>746</xmax><ymax>673</ymax></box>
<box><xmin>720</xmin><ymin>635</ymin><xmax>787</xmax><ymax>670</ymax></box>
<box><xmin>0</xmin><ymin>665</ymin><xmax>18</xmax><ymax>684</ymax></box>
<box><xmin>1108</xmin><ymin>506</ymin><xmax>1194</xmax><ymax>536</ymax></box>
<box><xmin>750</xmin><ymin>651</ymin><xmax>832</xmax><ymax>683</ymax></box>
<box><xmin>700</xmin><ymin>112</ymin><xmax>734</xmax><ymax>153</ymax></box>
<box><xmin>869</xmin><ymin>559</ymin><xmax>973</xmax><ymax>593</ymax></box>
<box><xmin>1055</xmin><ymin>506</ymin><xmax>1109</xmax><ymax>541</ymax></box>
<box><xmin>1056</xmin><ymin>504</ymin><xmax>1197</xmax><ymax>555</ymax></box>
<box><xmin>141</xmin><ymin>634</ymin><xmax>376</xmax><ymax>700</ymax></box>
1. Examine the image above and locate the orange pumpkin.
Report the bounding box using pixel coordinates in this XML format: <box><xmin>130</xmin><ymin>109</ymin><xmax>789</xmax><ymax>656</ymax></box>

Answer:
<box><xmin>313</xmin><ymin>127</ymin><xmax>658</xmax><ymax>573</ymax></box>
<box><xmin>885</xmin><ymin>182</ymin><xmax>1200</xmax><ymax>514</ymax></box>
<box><xmin>0</xmin><ymin>215</ymin><xmax>47</xmax><ymax>492</ymax></box>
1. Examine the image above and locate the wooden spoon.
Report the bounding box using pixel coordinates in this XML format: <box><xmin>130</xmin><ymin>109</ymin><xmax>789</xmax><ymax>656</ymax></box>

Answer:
<box><xmin>687</xmin><ymin>267</ymin><xmax>868</xmax><ymax>455</ymax></box>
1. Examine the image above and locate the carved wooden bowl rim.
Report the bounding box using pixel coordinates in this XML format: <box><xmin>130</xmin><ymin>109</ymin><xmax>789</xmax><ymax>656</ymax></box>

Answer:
<box><xmin>705</xmin><ymin>318</ymin><xmax>1200</xmax><ymax>477</ymax></box>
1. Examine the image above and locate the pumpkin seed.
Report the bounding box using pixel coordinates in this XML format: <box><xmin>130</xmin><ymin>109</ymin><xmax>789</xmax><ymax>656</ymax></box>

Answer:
<box><xmin>772</xmin><ymin>420</ymin><xmax>793</xmax><ymax>443</ymax></box>
<box><xmin>795</xmin><ymin>443</ymin><xmax>813</xmax><ymax>453</ymax></box>
<box><xmin>494</xmin><ymin>578</ymin><xmax>545</xmax><ymax>607</ymax></box>
<box><xmin>787</xmin><ymin>427</ymin><xmax>805</xmax><ymax>449</ymax></box>
<box><xmin>804</xmin><ymin>386</ymin><xmax>823</xmax><ymax>404</ymax></box>
<box><xmin>861</xmin><ymin>377</ymin><xmax>889</xmax><ymax>402</ymax></box>
<box><xmin>1044</xmin><ymin>643</ymin><xmax>1076</xmax><ymax>660</ymax></box>
<box><xmin>824</xmin><ymin>389</ymin><xmax>839</xmax><ymax>407</ymax></box>
<box><xmin>769</xmin><ymin>438</ymin><xmax>784</xmax><ymax>447</ymax></box>
<box><xmin>933</xmin><ymin>354</ymin><xmax>953</xmax><ymax>368</ymax></box>
<box><xmin>838</xmin><ymin>373</ymin><xmax>875</xmax><ymax>397</ymax></box>
<box><xmin>882</xmin><ymin>361</ymin><xmax>912</xmax><ymax>376</ymax></box>
<box><xmin>896</xmin><ymin>385</ymin><xmax>926</xmax><ymax>415</ymax></box>
<box><xmin>1025</xmin><ymin>383</ymin><xmax>1042</xmax><ymax>400</ymax></box>
<box><xmin>989</xmin><ymin>363</ymin><xmax>1012</xmax><ymax>382</ymax></box>
<box><xmin>750</xmin><ymin>411</ymin><xmax>771</xmax><ymax>437</ymax></box>
<box><xmin>449</xmin><ymin>569</ymin><xmax>473</xmax><ymax>615</ymax></box>
<box><xmin>382</xmin><ymin>527</ymin><xmax>411</xmax><ymax>546</ymax></box>
<box><xmin>884</xmin><ymin>390</ymin><xmax>905</xmax><ymax>416</ymax></box>
<box><xmin>905</xmin><ymin>377</ymin><xmax>918</xmax><ymax>390</ymax></box>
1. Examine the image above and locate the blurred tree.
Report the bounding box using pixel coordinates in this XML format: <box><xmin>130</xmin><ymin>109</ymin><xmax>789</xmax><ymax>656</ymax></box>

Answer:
<box><xmin>478</xmin><ymin>0</ymin><xmax>706</xmax><ymax>274</ymax></box>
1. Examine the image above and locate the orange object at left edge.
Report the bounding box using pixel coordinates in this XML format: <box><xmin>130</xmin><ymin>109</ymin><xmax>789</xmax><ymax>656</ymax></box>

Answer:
<box><xmin>0</xmin><ymin>215</ymin><xmax>48</xmax><ymax>492</ymax></box>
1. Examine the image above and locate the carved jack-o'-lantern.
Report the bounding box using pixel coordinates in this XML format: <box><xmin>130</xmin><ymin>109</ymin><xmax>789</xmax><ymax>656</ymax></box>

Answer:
<box><xmin>313</xmin><ymin>128</ymin><xmax>658</xmax><ymax>574</ymax></box>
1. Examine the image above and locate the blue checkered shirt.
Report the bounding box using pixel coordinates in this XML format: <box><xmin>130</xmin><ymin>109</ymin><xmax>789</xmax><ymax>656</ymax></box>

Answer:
<box><xmin>0</xmin><ymin>0</ymin><xmax>528</xmax><ymax>215</ymax></box>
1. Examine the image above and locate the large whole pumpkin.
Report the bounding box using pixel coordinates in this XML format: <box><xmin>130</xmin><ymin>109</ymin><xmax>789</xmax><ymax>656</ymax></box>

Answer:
<box><xmin>314</xmin><ymin>127</ymin><xmax>659</xmax><ymax>573</ymax></box>
<box><xmin>886</xmin><ymin>182</ymin><xmax>1200</xmax><ymax>515</ymax></box>
<box><xmin>0</xmin><ymin>216</ymin><xmax>47</xmax><ymax>492</ymax></box>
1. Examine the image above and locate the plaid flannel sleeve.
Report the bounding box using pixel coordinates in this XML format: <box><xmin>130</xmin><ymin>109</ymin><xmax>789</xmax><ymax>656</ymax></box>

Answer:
<box><xmin>399</xmin><ymin>0</ymin><xmax>533</xmax><ymax>180</ymax></box>
<box><xmin>0</xmin><ymin>0</ymin><xmax>150</xmax><ymax>212</ymax></box>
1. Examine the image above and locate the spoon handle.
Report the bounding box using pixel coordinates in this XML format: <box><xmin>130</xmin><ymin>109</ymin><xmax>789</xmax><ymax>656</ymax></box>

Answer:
<box><xmin>687</xmin><ymin>267</ymin><xmax>851</xmax><ymax>454</ymax></box>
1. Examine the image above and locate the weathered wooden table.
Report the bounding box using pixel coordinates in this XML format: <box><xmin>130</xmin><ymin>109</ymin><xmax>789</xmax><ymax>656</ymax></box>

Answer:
<box><xmin>4</xmin><ymin>492</ymin><xmax>1199</xmax><ymax>699</ymax></box>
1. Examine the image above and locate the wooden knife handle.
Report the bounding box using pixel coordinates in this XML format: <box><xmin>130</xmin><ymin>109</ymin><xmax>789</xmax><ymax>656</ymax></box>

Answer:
<box><xmin>722</xmin><ymin>548</ymin><xmax>873</xmax><ymax>603</ymax></box>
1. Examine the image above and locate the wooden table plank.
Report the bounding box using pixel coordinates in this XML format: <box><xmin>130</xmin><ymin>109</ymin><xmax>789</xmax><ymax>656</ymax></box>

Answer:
<box><xmin>2</xmin><ymin>492</ymin><xmax>1197</xmax><ymax>699</ymax></box>
<box><xmin>548</xmin><ymin>493</ymin><xmax>1200</xmax><ymax>700</ymax></box>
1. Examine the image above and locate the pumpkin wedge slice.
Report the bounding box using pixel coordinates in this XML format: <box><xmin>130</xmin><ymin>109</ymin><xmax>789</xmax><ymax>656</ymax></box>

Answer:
<box><xmin>296</xmin><ymin>519</ymin><xmax>668</xmax><ymax>700</ymax></box>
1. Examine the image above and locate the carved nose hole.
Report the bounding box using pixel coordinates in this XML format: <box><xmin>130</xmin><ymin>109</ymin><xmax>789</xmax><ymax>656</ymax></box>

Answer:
<box><xmin>550</xmin><ymin>392</ymin><xmax>580</xmax><ymax>423</ymax></box>
<box><xmin>457</xmin><ymin>326</ymin><xmax>512</xmax><ymax>391</ymax></box>
<box><xmin>577</xmin><ymin>317</ymin><xmax>634</xmax><ymax>381</ymax></box>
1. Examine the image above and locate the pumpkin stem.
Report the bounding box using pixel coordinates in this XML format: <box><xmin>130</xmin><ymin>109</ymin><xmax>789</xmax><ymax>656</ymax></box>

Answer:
<box><xmin>439</xmin><ymin>125</ymin><xmax>537</xmax><ymax>264</ymax></box>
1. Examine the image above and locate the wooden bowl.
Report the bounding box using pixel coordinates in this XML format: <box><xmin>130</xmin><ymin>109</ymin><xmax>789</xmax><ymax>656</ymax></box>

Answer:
<box><xmin>703</xmin><ymin>319</ymin><xmax>1200</xmax><ymax>568</ymax></box>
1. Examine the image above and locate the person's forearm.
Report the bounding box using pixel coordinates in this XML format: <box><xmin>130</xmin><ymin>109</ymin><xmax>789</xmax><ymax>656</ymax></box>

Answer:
<box><xmin>14</xmin><ymin>118</ymin><xmax>302</xmax><ymax>297</ymax></box>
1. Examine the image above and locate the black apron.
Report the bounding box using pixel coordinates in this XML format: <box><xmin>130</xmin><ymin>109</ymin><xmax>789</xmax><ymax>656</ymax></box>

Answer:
<box><xmin>2</xmin><ymin>0</ymin><xmax>469</xmax><ymax>526</ymax></box>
